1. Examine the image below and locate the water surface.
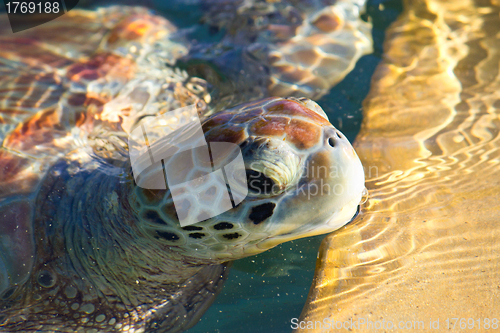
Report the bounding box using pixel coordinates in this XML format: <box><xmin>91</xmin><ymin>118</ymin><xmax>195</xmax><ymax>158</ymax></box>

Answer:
<box><xmin>300</xmin><ymin>0</ymin><xmax>500</xmax><ymax>331</ymax></box>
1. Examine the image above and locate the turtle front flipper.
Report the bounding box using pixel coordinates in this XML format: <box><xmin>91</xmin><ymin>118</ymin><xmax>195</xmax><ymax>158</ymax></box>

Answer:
<box><xmin>196</xmin><ymin>0</ymin><xmax>373</xmax><ymax>100</ymax></box>
<box><xmin>145</xmin><ymin>263</ymin><xmax>231</xmax><ymax>333</ymax></box>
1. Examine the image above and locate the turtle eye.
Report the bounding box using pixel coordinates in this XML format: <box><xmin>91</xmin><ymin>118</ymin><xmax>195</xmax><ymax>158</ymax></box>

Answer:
<box><xmin>239</xmin><ymin>137</ymin><xmax>301</xmax><ymax>197</ymax></box>
<box><xmin>246</xmin><ymin>169</ymin><xmax>277</xmax><ymax>195</ymax></box>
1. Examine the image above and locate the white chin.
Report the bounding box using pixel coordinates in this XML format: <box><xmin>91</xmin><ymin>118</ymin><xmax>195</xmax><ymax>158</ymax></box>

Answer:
<box><xmin>325</xmin><ymin>194</ymin><xmax>363</xmax><ymax>231</ymax></box>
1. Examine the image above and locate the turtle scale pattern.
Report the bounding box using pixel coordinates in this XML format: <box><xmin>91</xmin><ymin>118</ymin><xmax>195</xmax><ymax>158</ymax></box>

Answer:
<box><xmin>193</xmin><ymin>0</ymin><xmax>372</xmax><ymax>101</ymax></box>
<box><xmin>0</xmin><ymin>4</ymin><xmax>368</xmax><ymax>333</ymax></box>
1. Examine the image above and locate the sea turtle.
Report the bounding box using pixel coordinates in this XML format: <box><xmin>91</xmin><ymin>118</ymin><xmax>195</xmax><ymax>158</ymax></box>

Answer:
<box><xmin>0</xmin><ymin>5</ymin><xmax>367</xmax><ymax>333</ymax></box>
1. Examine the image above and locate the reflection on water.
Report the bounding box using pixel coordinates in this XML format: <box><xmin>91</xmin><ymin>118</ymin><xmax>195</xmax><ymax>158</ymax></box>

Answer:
<box><xmin>300</xmin><ymin>0</ymin><xmax>500</xmax><ymax>331</ymax></box>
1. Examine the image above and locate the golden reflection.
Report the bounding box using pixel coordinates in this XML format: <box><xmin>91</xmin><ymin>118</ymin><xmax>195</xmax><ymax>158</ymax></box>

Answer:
<box><xmin>300</xmin><ymin>0</ymin><xmax>500</xmax><ymax>331</ymax></box>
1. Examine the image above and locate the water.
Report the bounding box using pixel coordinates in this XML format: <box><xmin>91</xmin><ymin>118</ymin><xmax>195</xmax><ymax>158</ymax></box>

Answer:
<box><xmin>300</xmin><ymin>0</ymin><xmax>500</xmax><ymax>331</ymax></box>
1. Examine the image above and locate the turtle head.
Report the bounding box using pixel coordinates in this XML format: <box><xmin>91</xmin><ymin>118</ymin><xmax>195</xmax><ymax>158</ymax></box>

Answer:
<box><xmin>129</xmin><ymin>97</ymin><xmax>366</xmax><ymax>262</ymax></box>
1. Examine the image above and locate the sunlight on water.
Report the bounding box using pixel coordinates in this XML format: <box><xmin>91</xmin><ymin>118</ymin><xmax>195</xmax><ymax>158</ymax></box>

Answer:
<box><xmin>300</xmin><ymin>0</ymin><xmax>500</xmax><ymax>331</ymax></box>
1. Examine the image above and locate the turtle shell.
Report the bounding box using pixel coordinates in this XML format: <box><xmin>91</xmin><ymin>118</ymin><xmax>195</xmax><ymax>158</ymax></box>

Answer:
<box><xmin>0</xmin><ymin>6</ymin><xmax>208</xmax><ymax>300</ymax></box>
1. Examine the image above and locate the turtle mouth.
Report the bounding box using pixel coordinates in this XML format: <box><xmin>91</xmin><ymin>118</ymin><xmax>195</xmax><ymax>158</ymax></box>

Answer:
<box><xmin>254</xmin><ymin>203</ymin><xmax>362</xmax><ymax>252</ymax></box>
<box><xmin>249</xmin><ymin>192</ymin><xmax>365</xmax><ymax>253</ymax></box>
<box><xmin>348</xmin><ymin>205</ymin><xmax>361</xmax><ymax>223</ymax></box>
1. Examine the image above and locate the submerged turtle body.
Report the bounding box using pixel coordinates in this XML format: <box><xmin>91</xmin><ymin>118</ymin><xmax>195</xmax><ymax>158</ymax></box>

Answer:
<box><xmin>0</xmin><ymin>5</ymin><xmax>366</xmax><ymax>333</ymax></box>
<box><xmin>199</xmin><ymin>0</ymin><xmax>373</xmax><ymax>99</ymax></box>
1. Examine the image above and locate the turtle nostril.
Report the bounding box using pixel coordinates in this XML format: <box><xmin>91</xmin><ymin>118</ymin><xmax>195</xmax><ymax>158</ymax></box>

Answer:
<box><xmin>328</xmin><ymin>137</ymin><xmax>336</xmax><ymax>147</ymax></box>
<box><xmin>335</xmin><ymin>131</ymin><xmax>341</xmax><ymax>139</ymax></box>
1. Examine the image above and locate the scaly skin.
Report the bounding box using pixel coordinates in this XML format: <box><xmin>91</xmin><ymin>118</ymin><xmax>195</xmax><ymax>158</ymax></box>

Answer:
<box><xmin>1</xmin><ymin>159</ymin><xmax>224</xmax><ymax>332</ymax></box>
